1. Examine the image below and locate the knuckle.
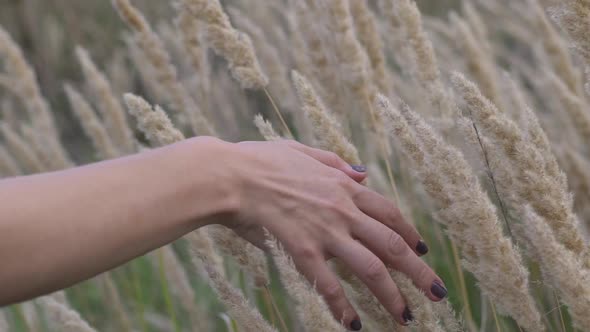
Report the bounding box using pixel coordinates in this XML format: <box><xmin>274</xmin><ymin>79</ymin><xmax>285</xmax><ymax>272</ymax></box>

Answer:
<box><xmin>388</xmin><ymin>232</ymin><xmax>409</xmax><ymax>258</ymax></box>
<box><xmin>387</xmin><ymin>204</ymin><xmax>403</xmax><ymax>223</ymax></box>
<box><xmin>322</xmin><ymin>280</ymin><xmax>344</xmax><ymax>302</ymax></box>
<box><xmin>325</xmin><ymin>152</ymin><xmax>343</xmax><ymax>166</ymax></box>
<box><xmin>323</xmin><ymin>195</ymin><xmax>346</xmax><ymax>211</ymax></box>
<box><xmin>363</xmin><ymin>257</ymin><xmax>388</xmax><ymax>283</ymax></box>
<box><xmin>294</xmin><ymin>244</ymin><xmax>320</xmax><ymax>261</ymax></box>
<box><xmin>334</xmin><ymin>171</ymin><xmax>353</xmax><ymax>189</ymax></box>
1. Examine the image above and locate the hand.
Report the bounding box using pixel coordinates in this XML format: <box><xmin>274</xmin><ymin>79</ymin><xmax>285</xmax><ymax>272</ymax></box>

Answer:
<box><xmin>225</xmin><ymin>140</ymin><xmax>446</xmax><ymax>329</ymax></box>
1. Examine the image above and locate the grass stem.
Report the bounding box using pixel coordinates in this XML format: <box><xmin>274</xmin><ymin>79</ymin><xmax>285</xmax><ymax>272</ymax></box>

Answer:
<box><xmin>263</xmin><ymin>87</ymin><xmax>293</xmax><ymax>139</ymax></box>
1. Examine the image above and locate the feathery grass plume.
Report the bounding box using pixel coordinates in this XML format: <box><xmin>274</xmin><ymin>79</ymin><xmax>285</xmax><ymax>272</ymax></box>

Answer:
<box><xmin>106</xmin><ymin>50</ymin><xmax>134</xmax><ymax>95</ymax></box>
<box><xmin>188</xmin><ymin>234</ymin><xmax>277</xmax><ymax>332</ymax></box>
<box><xmin>0</xmin><ymin>123</ymin><xmax>44</xmax><ymax>173</ymax></box>
<box><xmin>209</xmin><ymin>225</ymin><xmax>269</xmax><ymax>287</ymax></box>
<box><xmin>338</xmin><ymin>273</ymin><xmax>398</xmax><ymax>331</ymax></box>
<box><xmin>502</xmin><ymin>73</ymin><xmax>565</xmax><ymax>186</ymax></box>
<box><xmin>0</xmin><ymin>26</ymin><xmax>57</xmax><ymax>138</ymax></box>
<box><xmin>378</xmin><ymin>0</ymin><xmax>419</xmax><ymax>79</ymax></box>
<box><xmin>285</xmin><ymin>2</ymin><xmax>311</xmax><ymax>73</ymax></box>
<box><xmin>0</xmin><ymin>26</ymin><xmax>71</xmax><ymax>170</ymax></box>
<box><xmin>174</xmin><ymin>4</ymin><xmax>211</xmax><ymax>101</ymax></box>
<box><xmin>291</xmin><ymin>70</ymin><xmax>361</xmax><ymax>165</ymax></box>
<box><xmin>462</xmin><ymin>1</ymin><xmax>488</xmax><ymax>46</ymax></box>
<box><xmin>520</xmin><ymin>106</ymin><xmax>565</xmax><ymax>186</ymax></box>
<box><xmin>227</xmin><ymin>8</ymin><xmax>292</xmax><ymax>108</ymax></box>
<box><xmin>391</xmin><ymin>271</ymin><xmax>444</xmax><ymax>332</ymax></box>
<box><xmin>160</xmin><ymin>246</ymin><xmax>210</xmax><ymax>331</ymax></box>
<box><xmin>322</xmin><ymin>0</ymin><xmax>373</xmax><ymax>101</ymax></box>
<box><xmin>113</xmin><ymin>0</ymin><xmax>215</xmax><ymax>136</ymax></box>
<box><xmin>75</xmin><ymin>46</ymin><xmax>135</xmax><ymax>154</ymax></box>
<box><xmin>393</xmin><ymin>0</ymin><xmax>455</xmax><ymax>118</ymax></box>
<box><xmin>291</xmin><ymin>0</ymin><xmax>342</xmax><ymax>114</ymax></box>
<box><xmin>185</xmin><ymin>230</ymin><xmax>225</xmax><ymax>278</ymax></box>
<box><xmin>174</xmin><ymin>4</ymin><xmax>208</xmax><ymax>76</ymax></box>
<box><xmin>451</xmin><ymin>72</ymin><xmax>588</xmax><ymax>258</ymax></box>
<box><xmin>432</xmin><ymin>301</ymin><xmax>464</xmax><ymax>332</ymax></box>
<box><xmin>450</xmin><ymin>12</ymin><xmax>502</xmax><ymax>109</ymax></box>
<box><xmin>0</xmin><ymin>145</ymin><xmax>22</xmax><ymax>176</ymax></box>
<box><xmin>521</xmin><ymin>207</ymin><xmax>590</xmax><ymax>330</ymax></box>
<box><xmin>123</xmin><ymin>35</ymin><xmax>168</xmax><ymax>103</ymax></box>
<box><xmin>123</xmin><ymin>94</ymin><xmax>185</xmax><ymax>147</ymax></box>
<box><xmin>349</xmin><ymin>0</ymin><xmax>392</xmax><ymax>95</ymax></box>
<box><xmin>0</xmin><ymin>98</ymin><xmax>18</xmax><ymax>129</ymax></box>
<box><xmin>38</xmin><ymin>296</ymin><xmax>97</xmax><ymax>332</ymax></box>
<box><xmin>549</xmin><ymin>1</ymin><xmax>590</xmax><ymax>65</ymax></box>
<box><xmin>546</xmin><ymin>71</ymin><xmax>590</xmax><ymax>150</ymax></box>
<box><xmin>254</xmin><ymin>114</ymin><xmax>281</xmax><ymax>141</ymax></box>
<box><xmin>64</xmin><ymin>84</ymin><xmax>119</xmax><ymax>160</ymax></box>
<box><xmin>376</xmin><ymin>94</ymin><xmax>544</xmax><ymax>331</ymax></box>
<box><xmin>266</xmin><ymin>233</ymin><xmax>342</xmax><ymax>331</ymax></box>
<box><xmin>502</xmin><ymin>72</ymin><xmax>530</xmax><ymax>125</ymax></box>
<box><xmin>528</xmin><ymin>0</ymin><xmax>584</xmax><ymax>96</ymax></box>
<box><xmin>181</xmin><ymin>0</ymin><xmax>268</xmax><ymax>90</ymax></box>
<box><xmin>562</xmin><ymin>147</ymin><xmax>590</xmax><ymax>223</ymax></box>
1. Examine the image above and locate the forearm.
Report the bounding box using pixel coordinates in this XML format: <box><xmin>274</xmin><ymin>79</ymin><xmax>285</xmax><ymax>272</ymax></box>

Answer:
<box><xmin>0</xmin><ymin>137</ymin><xmax>238</xmax><ymax>305</ymax></box>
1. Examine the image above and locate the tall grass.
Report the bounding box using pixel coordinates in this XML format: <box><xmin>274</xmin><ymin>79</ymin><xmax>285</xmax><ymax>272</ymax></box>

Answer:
<box><xmin>0</xmin><ymin>0</ymin><xmax>589</xmax><ymax>331</ymax></box>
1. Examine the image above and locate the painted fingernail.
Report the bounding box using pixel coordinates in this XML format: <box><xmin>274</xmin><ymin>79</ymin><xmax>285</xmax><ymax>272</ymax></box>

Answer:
<box><xmin>350</xmin><ymin>319</ymin><xmax>362</xmax><ymax>331</ymax></box>
<box><xmin>431</xmin><ymin>281</ymin><xmax>448</xmax><ymax>299</ymax></box>
<box><xmin>351</xmin><ymin>165</ymin><xmax>367</xmax><ymax>172</ymax></box>
<box><xmin>402</xmin><ymin>307</ymin><xmax>414</xmax><ymax>323</ymax></box>
<box><xmin>416</xmin><ymin>240</ymin><xmax>429</xmax><ymax>255</ymax></box>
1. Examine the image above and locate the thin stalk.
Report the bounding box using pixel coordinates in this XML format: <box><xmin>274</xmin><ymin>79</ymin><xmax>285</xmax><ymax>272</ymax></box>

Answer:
<box><xmin>553</xmin><ymin>291</ymin><xmax>567</xmax><ymax>332</ymax></box>
<box><xmin>263</xmin><ymin>285</ymin><xmax>289</xmax><ymax>332</ymax></box>
<box><xmin>450</xmin><ymin>242</ymin><xmax>476</xmax><ymax>330</ymax></box>
<box><xmin>468</xmin><ymin>114</ymin><xmax>513</xmax><ymax>237</ymax></box>
<box><xmin>14</xmin><ymin>305</ymin><xmax>27</xmax><ymax>329</ymax></box>
<box><xmin>261</xmin><ymin>287</ymin><xmax>277</xmax><ymax>327</ymax></box>
<box><xmin>157</xmin><ymin>250</ymin><xmax>181</xmax><ymax>332</ymax></box>
<box><xmin>491</xmin><ymin>303</ymin><xmax>502</xmax><ymax>332</ymax></box>
<box><xmin>263</xmin><ymin>87</ymin><xmax>293</xmax><ymax>138</ymax></box>
<box><xmin>131</xmin><ymin>261</ymin><xmax>148</xmax><ymax>332</ymax></box>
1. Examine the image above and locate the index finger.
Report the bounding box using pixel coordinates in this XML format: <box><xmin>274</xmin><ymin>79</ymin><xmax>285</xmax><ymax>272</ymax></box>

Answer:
<box><xmin>281</xmin><ymin>140</ymin><xmax>367</xmax><ymax>183</ymax></box>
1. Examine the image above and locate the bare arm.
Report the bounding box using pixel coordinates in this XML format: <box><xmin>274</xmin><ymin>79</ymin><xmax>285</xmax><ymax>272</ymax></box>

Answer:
<box><xmin>0</xmin><ymin>137</ymin><xmax>446</xmax><ymax>329</ymax></box>
<box><xmin>0</xmin><ymin>137</ymin><xmax>237</xmax><ymax>305</ymax></box>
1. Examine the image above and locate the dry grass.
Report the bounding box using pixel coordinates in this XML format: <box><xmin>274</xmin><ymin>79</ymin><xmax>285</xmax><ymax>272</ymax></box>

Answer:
<box><xmin>1</xmin><ymin>0</ymin><xmax>590</xmax><ymax>331</ymax></box>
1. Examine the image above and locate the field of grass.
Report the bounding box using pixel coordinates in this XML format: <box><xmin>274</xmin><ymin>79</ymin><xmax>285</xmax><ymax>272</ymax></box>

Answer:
<box><xmin>0</xmin><ymin>0</ymin><xmax>589</xmax><ymax>331</ymax></box>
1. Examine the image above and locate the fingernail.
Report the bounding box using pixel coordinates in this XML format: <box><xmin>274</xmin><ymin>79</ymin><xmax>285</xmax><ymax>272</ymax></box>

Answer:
<box><xmin>431</xmin><ymin>281</ymin><xmax>448</xmax><ymax>299</ymax></box>
<box><xmin>350</xmin><ymin>319</ymin><xmax>362</xmax><ymax>331</ymax></box>
<box><xmin>351</xmin><ymin>165</ymin><xmax>367</xmax><ymax>172</ymax></box>
<box><xmin>416</xmin><ymin>240</ymin><xmax>429</xmax><ymax>255</ymax></box>
<box><xmin>402</xmin><ymin>307</ymin><xmax>414</xmax><ymax>323</ymax></box>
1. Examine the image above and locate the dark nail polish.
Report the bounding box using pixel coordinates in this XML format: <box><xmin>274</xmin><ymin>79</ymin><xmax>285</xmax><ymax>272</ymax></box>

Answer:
<box><xmin>416</xmin><ymin>240</ymin><xmax>429</xmax><ymax>255</ymax></box>
<box><xmin>431</xmin><ymin>281</ymin><xmax>448</xmax><ymax>299</ymax></box>
<box><xmin>402</xmin><ymin>307</ymin><xmax>414</xmax><ymax>323</ymax></box>
<box><xmin>351</xmin><ymin>165</ymin><xmax>367</xmax><ymax>173</ymax></box>
<box><xmin>350</xmin><ymin>319</ymin><xmax>362</xmax><ymax>331</ymax></box>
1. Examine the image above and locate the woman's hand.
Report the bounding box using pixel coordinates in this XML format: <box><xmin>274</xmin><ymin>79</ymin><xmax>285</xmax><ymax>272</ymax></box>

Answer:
<box><xmin>224</xmin><ymin>140</ymin><xmax>446</xmax><ymax>329</ymax></box>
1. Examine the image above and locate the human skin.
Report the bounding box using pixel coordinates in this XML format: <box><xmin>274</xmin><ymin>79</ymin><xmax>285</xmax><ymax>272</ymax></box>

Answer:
<box><xmin>0</xmin><ymin>137</ymin><xmax>446</xmax><ymax>329</ymax></box>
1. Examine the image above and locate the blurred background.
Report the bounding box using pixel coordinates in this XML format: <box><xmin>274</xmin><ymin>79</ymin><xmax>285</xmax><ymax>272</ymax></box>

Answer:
<box><xmin>0</xmin><ymin>0</ymin><xmax>586</xmax><ymax>331</ymax></box>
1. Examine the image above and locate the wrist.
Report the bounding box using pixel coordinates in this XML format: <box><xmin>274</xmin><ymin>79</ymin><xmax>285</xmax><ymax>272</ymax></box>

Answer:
<box><xmin>163</xmin><ymin>136</ymin><xmax>242</xmax><ymax>229</ymax></box>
